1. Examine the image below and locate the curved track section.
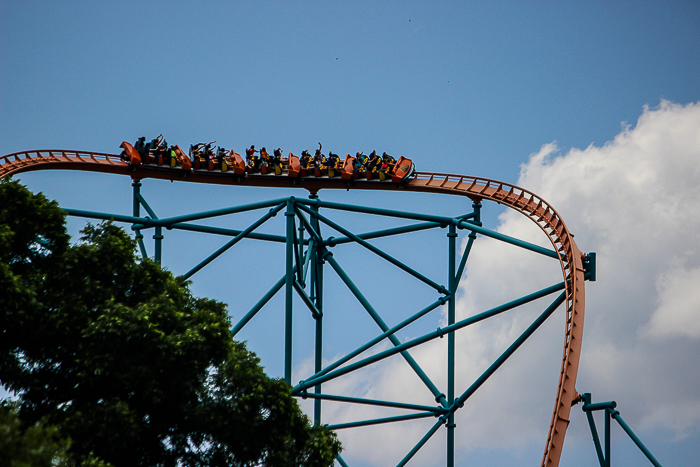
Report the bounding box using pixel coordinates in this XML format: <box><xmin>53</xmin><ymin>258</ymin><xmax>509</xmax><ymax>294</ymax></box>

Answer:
<box><xmin>1</xmin><ymin>150</ymin><xmax>585</xmax><ymax>467</ymax></box>
<box><xmin>408</xmin><ymin>173</ymin><xmax>584</xmax><ymax>467</ymax></box>
<box><xmin>0</xmin><ymin>150</ymin><xmax>127</xmax><ymax>179</ymax></box>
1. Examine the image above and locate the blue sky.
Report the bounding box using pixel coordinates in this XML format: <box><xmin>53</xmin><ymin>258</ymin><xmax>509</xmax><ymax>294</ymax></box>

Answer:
<box><xmin>2</xmin><ymin>2</ymin><xmax>700</xmax><ymax>466</ymax></box>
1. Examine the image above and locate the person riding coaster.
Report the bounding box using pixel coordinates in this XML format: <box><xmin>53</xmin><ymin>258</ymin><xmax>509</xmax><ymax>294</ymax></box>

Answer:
<box><xmin>300</xmin><ymin>149</ymin><xmax>312</xmax><ymax>176</ymax></box>
<box><xmin>376</xmin><ymin>152</ymin><xmax>396</xmax><ymax>181</ymax></box>
<box><xmin>353</xmin><ymin>151</ymin><xmax>364</xmax><ymax>169</ymax></box>
<box><xmin>131</xmin><ymin>136</ymin><xmax>148</xmax><ymax>163</ymax></box>
<box><xmin>326</xmin><ymin>151</ymin><xmax>341</xmax><ymax>177</ymax></box>
<box><xmin>145</xmin><ymin>135</ymin><xmax>166</xmax><ymax>165</ymax></box>
<box><xmin>204</xmin><ymin>142</ymin><xmax>216</xmax><ymax>170</ymax></box>
<box><xmin>165</xmin><ymin>145</ymin><xmax>177</xmax><ymax>167</ymax></box>
<box><xmin>313</xmin><ymin>143</ymin><xmax>325</xmax><ymax>177</ymax></box>
<box><xmin>213</xmin><ymin>146</ymin><xmax>229</xmax><ymax>172</ymax></box>
<box><xmin>246</xmin><ymin>145</ymin><xmax>261</xmax><ymax>173</ymax></box>
<box><xmin>190</xmin><ymin>141</ymin><xmax>216</xmax><ymax>170</ymax></box>
<box><xmin>358</xmin><ymin>151</ymin><xmax>370</xmax><ymax>173</ymax></box>
<box><xmin>364</xmin><ymin>150</ymin><xmax>382</xmax><ymax>179</ymax></box>
<box><xmin>259</xmin><ymin>147</ymin><xmax>271</xmax><ymax>174</ymax></box>
<box><xmin>189</xmin><ymin>143</ymin><xmax>202</xmax><ymax>168</ymax></box>
<box><xmin>155</xmin><ymin>138</ymin><xmax>169</xmax><ymax>166</ymax></box>
<box><xmin>272</xmin><ymin>148</ymin><xmax>283</xmax><ymax>175</ymax></box>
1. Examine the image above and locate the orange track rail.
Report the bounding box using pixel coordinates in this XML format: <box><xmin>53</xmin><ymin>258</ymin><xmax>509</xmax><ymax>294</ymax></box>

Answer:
<box><xmin>1</xmin><ymin>150</ymin><xmax>584</xmax><ymax>467</ymax></box>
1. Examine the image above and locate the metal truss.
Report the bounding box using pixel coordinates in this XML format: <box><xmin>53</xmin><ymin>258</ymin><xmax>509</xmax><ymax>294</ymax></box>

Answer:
<box><xmin>61</xmin><ymin>178</ymin><xmax>595</xmax><ymax>466</ymax></box>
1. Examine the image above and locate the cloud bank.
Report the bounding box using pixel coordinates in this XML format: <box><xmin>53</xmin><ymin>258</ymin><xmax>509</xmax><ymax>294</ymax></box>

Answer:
<box><xmin>302</xmin><ymin>101</ymin><xmax>700</xmax><ymax>466</ymax></box>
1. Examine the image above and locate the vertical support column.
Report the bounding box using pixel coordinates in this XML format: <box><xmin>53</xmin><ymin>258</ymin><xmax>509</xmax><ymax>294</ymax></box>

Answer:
<box><xmin>285</xmin><ymin>197</ymin><xmax>295</xmax><ymax>385</ymax></box>
<box><xmin>447</xmin><ymin>223</ymin><xmax>457</xmax><ymax>467</ymax></box>
<box><xmin>310</xmin><ymin>194</ymin><xmax>323</xmax><ymax>425</ymax></box>
<box><xmin>605</xmin><ymin>408</ymin><xmax>611</xmax><ymax>467</ymax></box>
<box><xmin>132</xmin><ymin>178</ymin><xmax>141</xmax><ymax>218</ymax></box>
<box><xmin>153</xmin><ymin>225</ymin><xmax>163</xmax><ymax>264</ymax></box>
<box><xmin>131</xmin><ymin>179</ymin><xmax>147</xmax><ymax>259</ymax></box>
<box><xmin>313</xmin><ymin>253</ymin><xmax>324</xmax><ymax>425</ymax></box>
<box><xmin>473</xmin><ymin>200</ymin><xmax>482</xmax><ymax>225</ymax></box>
<box><xmin>298</xmin><ymin>218</ymin><xmax>306</xmax><ymax>285</ymax></box>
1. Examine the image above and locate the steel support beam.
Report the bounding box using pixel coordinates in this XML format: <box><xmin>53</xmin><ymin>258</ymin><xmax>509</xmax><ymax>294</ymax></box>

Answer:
<box><xmin>397</xmin><ymin>417</ymin><xmax>447</xmax><ymax>467</ymax></box>
<box><xmin>324</xmin><ymin>253</ymin><xmax>448</xmax><ymax>407</ymax></box>
<box><xmin>310</xmin><ymin>195</ymin><xmax>324</xmax><ymax>426</ymax></box>
<box><xmin>327</xmin><ymin>412</ymin><xmax>436</xmax><ymax>430</ymax></box>
<box><xmin>299</xmin><ymin>392</ymin><xmax>445</xmax><ymax>414</ymax></box>
<box><xmin>297</xmin><ymin>204</ymin><xmax>447</xmax><ymax>294</ymax></box>
<box><xmin>230</xmin><ymin>274</ymin><xmax>287</xmax><ymax>337</ymax></box>
<box><xmin>581</xmin><ymin>393</ymin><xmax>663</xmax><ymax>467</ymax></box>
<box><xmin>285</xmin><ymin>198</ymin><xmax>295</xmax><ymax>385</ymax></box>
<box><xmin>307</xmin><ymin>297</ymin><xmax>446</xmax><ymax>381</ymax></box>
<box><xmin>293</xmin><ymin>281</ymin><xmax>566</xmax><ymax>395</ymax></box>
<box><xmin>131</xmin><ymin>179</ymin><xmax>147</xmax><ymax>259</ymax></box>
<box><xmin>452</xmin><ymin>292</ymin><xmax>566</xmax><ymax>410</ymax></box>
<box><xmin>447</xmin><ymin>223</ymin><xmax>457</xmax><ymax>467</ymax></box>
<box><xmin>183</xmin><ymin>202</ymin><xmax>285</xmax><ymax>279</ymax></box>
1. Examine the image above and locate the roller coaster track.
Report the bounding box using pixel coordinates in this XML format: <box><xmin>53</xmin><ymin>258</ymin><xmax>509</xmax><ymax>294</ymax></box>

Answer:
<box><xmin>1</xmin><ymin>149</ymin><xmax>585</xmax><ymax>467</ymax></box>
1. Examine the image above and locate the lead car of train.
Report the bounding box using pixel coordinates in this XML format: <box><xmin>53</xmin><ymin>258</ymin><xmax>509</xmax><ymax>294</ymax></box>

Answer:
<box><xmin>119</xmin><ymin>136</ymin><xmax>415</xmax><ymax>185</ymax></box>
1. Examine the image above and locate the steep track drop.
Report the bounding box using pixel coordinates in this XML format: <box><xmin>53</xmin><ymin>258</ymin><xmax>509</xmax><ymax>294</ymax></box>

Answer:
<box><xmin>1</xmin><ymin>149</ymin><xmax>585</xmax><ymax>467</ymax></box>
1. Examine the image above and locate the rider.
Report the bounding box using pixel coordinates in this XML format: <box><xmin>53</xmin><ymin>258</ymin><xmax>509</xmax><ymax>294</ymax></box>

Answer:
<box><xmin>157</xmin><ymin>138</ymin><xmax>169</xmax><ymax>165</ymax></box>
<box><xmin>327</xmin><ymin>151</ymin><xmax>339</xmax><ymax>170</ymax></box>
<box><xmin>216</xmin><ymin>147</ymin><xmax>226</xmax><ymax>161</ymax></box>
<box><xmin>246</xmin><ymin>145</ymin><xmax>259</xmax><ymax>171</ymax></box>
<box><xmin>273</xmin><ymin>147</ymin><xmax>282</xmax><ymax>165</ymax></box>
<box><xmin>314</xmin><ymin>143</ymin><xmax>324</xmax><ymax>169</ymax></box>
<box><xmin>381</xmin><ymin>152</ymin><xmax>396</xmax><ymax>174</ymax></box>
<box><xmin>272</xmin><ymin>147</ymin><xmax>283</xmax><ymax>173</ymax></box>
<box><xmin>367</xmin><ymin>150</ymin><xmax>381</xmax><ymax>174</ymax></box>
<box><xmin>356</xmin><ymin>151</ymin><xmax>366</xmax><ymax>171</ymax></box>
<box><xmin>216</xmin><ymin>147</ymin><xmax>227</xmax><ymax>165</ymax></box>
<box><xmin>202</xmin><ymin>142</ymin><xmax>216</xmax><ymax>165</ymax></box>
<box><xmin>135</xmin><ymin>136</ymin><xmax>147</xmax><ymax>158</ymax></box>
<box><xmin>301</xmin><ymin>149</ymin><xmax>311</xmax><ymax>169</ymax></box>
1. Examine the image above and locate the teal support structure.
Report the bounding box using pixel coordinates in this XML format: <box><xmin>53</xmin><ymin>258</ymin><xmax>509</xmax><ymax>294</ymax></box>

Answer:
<box><xmin>131</xmin><ymin>179</ymin><xmax>147</xmax><ymax>259</ymax></box>
<box><xmin>154</xmin><ymin>225</ymin><xmax>163</xmax><ymax>264</ymax></box>
<box><xmin>183</xmin><ymin>203</ymin><xmax>285</xmax><ymax>279</ymax></box>
<box><xmin>447</xmin><ymin>223</ymin><xmax>457</xmax><ymax>467</ymax></box>
<box><xmin>581</xmin><ymin>393</ymin><xmax>663</xmax><ymax>467</ymax></box>
<box><xmin>310</xmin><ymin>194</ymin><xmax>324</xmax><ymax>426</ymax></box>
<box><xmin>292</xmin><ymin>281</ymin><xmax>567</xmax><ymax>394</ymax></box>
<box><xmin>285</xmin><ymin>198</ymin><xmax>296</xmax><ymax>385</ymax></box>
<box><xmin>324</xmin><ymin>253</ymin><xmax>448</xmax><ymax>407</ymax></box>
<box><xmin>63</xmin><ymin>180</ymin><xmax>597</xmax><ymax>467</ymax></box>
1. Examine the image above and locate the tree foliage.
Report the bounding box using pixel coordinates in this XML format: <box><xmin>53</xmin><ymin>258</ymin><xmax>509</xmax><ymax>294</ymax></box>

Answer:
<box><xmin>0</xmin><ymin>402</ymin><xmax>73</xmax><ymax>467</ymax></box>
<box><xmin>0</xmin><ymin>403</ymin><xmax>110</xmax><ymax>467</ymax></box>
<box><xmin>0</xmin><ymin>179</ymin><xmax>341</xmax><ymax>467</ymax></box>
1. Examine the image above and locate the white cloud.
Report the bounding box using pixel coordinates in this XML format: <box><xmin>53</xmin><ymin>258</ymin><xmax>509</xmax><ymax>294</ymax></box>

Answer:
<box><xmin>510</xmin><ymin>100</ymin><xmax>700</xmax><ymax>442</ymax></box>
<box><xmin>297</xmin><ymin>100</ymin><xmax>700</xmax><ymax>465</ymax></box>
<box><xmin>645</xmin><ymin>265</ymin><xmax>700</xmax><ymax>339</ymax></box>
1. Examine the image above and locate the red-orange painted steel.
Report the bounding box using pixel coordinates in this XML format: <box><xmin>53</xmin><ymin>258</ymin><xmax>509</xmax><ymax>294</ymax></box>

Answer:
<box><xmin>0</xmin><ymin>150</ymin><xmax>585</xmax><ymax>467</ymax></box>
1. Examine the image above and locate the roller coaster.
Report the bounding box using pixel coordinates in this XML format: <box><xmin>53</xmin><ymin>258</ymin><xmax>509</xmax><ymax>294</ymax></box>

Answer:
<box><xmin>2</xmin><ymin>145</ymin><xmax>589</xmax><ymax>466</ymax></box>
<box><xmin>117</xmin><ymin>137</ymin><xmax>416</xmax><ymax>185</ymax></box>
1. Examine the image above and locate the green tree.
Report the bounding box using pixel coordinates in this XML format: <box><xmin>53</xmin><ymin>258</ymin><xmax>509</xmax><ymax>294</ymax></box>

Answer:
<box><xmin>0</xmin><ymin>179</ymin><xmax>340</xmax><ymax>467</ymax></box>
<box><xmin>0</xmin><ymin>402</ymin><xmax>72</xmax><ymax>467</ymax></box>
<box><xmin>0</xmin><ymin>403</ymin><xmax>110</xmax><ymax>467</ymax></box>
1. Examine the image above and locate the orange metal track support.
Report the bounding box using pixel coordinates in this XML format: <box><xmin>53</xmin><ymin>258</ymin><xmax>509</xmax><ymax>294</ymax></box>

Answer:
<box><xmin>1</xmin><ymin>150</ymin><xmax>585</xmax><ymax>467</ymax></box>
